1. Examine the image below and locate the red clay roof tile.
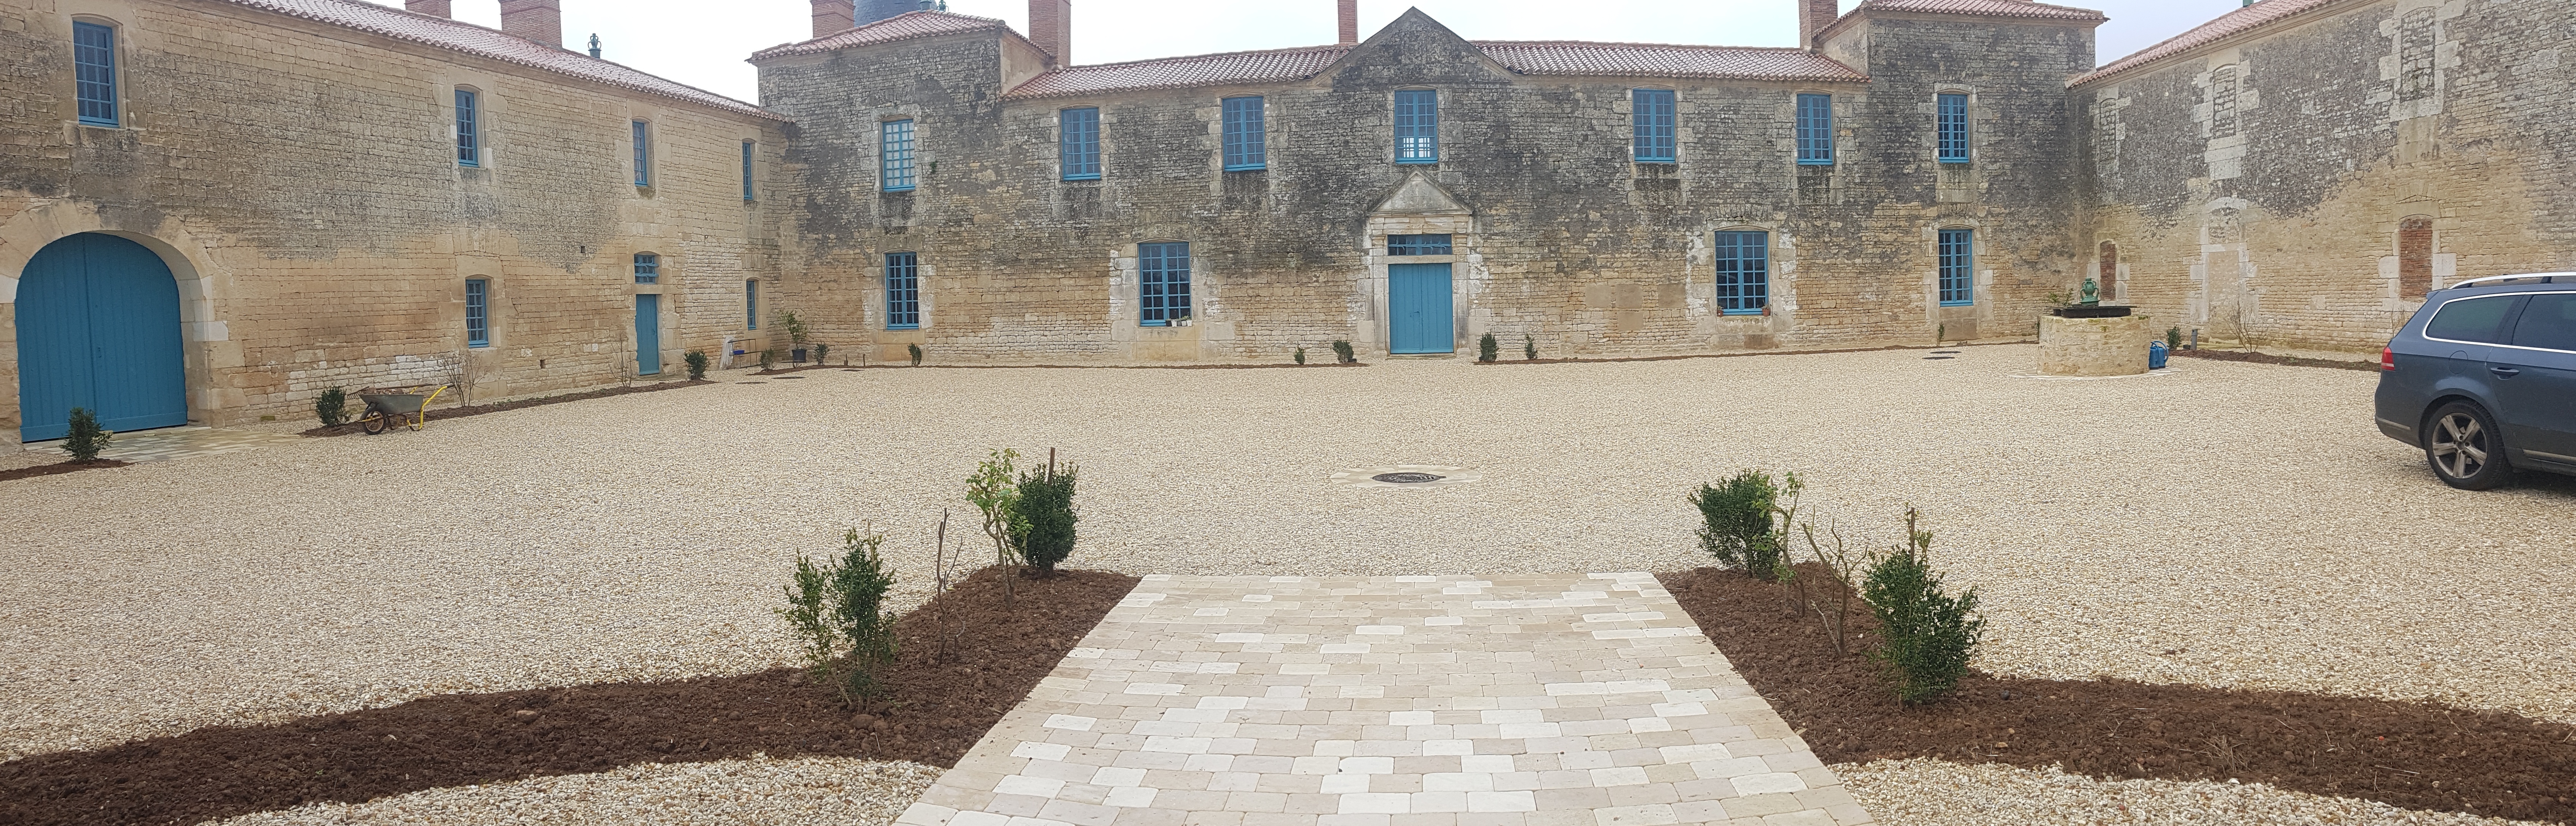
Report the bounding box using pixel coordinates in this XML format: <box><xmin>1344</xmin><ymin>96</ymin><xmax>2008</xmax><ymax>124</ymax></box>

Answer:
<box><xmin>748</xmin><ymin>9</ymin><xmax>1017</xmax><ymax>61</ymax></box>
<box><xmin>1004</xmin><ymin>40</ymin><xmax>1867</xmax><ymax>100</ymax></box>
<box><xmin>2073</xmin><ymin>0</ymin><xmax>2350</xmax><ymax>87</ymax></box>
<box><xmin>1855</xmin><ymin>0</ymin><xmax>2106</xmax><ymax>22</ymax></box>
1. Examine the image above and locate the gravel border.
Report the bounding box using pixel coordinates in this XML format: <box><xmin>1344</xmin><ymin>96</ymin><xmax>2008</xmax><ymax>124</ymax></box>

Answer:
<box><xmin>1838</xmin><ymin>758</ymin><xmax>2549</xmax><ymax>826</ymax></box>
<box><xmin>206</xmin><ymin>756</ymin><xmax>941</xmax><ymax>826</ymax></box>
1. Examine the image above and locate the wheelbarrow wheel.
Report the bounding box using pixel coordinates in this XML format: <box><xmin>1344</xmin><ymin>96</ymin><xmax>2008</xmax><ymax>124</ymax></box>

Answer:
<box><xmin>360</xmin><ymin>411</ymin><xmax>391</xmax><ymax>435</ymax></box>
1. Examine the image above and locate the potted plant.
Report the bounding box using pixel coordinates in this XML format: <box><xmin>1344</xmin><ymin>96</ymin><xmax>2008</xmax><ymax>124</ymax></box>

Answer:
<box><xmin>777</xmin><ymin>311</ymin><xmax>811</xmax><ymax>363</ymax></box>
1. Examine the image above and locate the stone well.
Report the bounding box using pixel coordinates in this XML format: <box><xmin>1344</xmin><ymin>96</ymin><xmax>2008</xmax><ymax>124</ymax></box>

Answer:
<box><xmin>2038</xmin><ymin>312</ymin><xmax>2151</xmax><ymax>376</ymax></box>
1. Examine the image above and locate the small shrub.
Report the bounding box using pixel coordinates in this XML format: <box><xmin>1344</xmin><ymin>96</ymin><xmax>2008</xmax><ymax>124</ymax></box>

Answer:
<box><xmin>683</xmin><ymin>350</ymin><xmax>710</xmax><ymax>381</ymax></box>
<box><xmin>758</xmin><ymin>348</ymin><xmax>777</xmax><ymax>370</ymax></box>
<box><xmin>63</xmin><ymin>408</ymin><xmax>112</xmax><ymax>462</ymax></box>
<box><xmin>812</xmin><ymin>342</ymin><xmax>830</xmax><ymax>366</ymax></box>
<box><xmin>966</xmin><ymin>448</ymin><xmax>1023</xmax><ymax>569</ymax></box>
<box><xmin>908</xmin><ymin>344</ymin><xmax>923</xmax><ymax>367</ymax></box>
<box><xmin>1010</xmin><ymin>462</ymin><xmax>1080</xmax><ymax>576</ymax></box>
<box><xmin>778</xmin><ymin>527</ymin><xmax>901</xmax><ymax>707</ymax></box>
<box><xmin>1294</xmin><ymin>347</ymin><xmax>1307</xmax><ymax>365</ymax></box>
<box><xmin>1522</xmin><ymin>334</ymin><xmax>1537</xmax><ymax>361</ymax></box>
<box><xmin>2167</xmin><ymin>326</ymin><xmax>2183</xmax><ymax>350</ymax></box>
<box><xmin>1862</xmin><ymin>508</ymin><xmax>1985</xmax><ymax>705</ymax></box>
<box><xmin>776</xmin><ymin>311</ymin><xmax>810</xmax><ymax>346</ymax></box>
<box><xmin>1687</xmin><ymin>470</ymin><xmax>1800</xmax><ymax>579</ymax></box>
<box><xmin>316</xmin><ymin>388</ymin><xmax>349</xmax><ymax>427</ymax></box>
<box><xmin>1331</xmin><ymin>339</ymin><xmax>1356</xmax><ymax>363</ymax></box>
<box><xmin>1478</xmin><ymin>333</ymin><xmax>1499</xmax><ymax>363</ymax></box>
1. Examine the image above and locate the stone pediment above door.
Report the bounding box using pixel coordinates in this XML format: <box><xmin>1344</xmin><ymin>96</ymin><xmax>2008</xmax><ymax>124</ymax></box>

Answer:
<box><xmin>1373</xmin><ymin>171</ymin><xmax>1471</xmax><ymax>216</ymax></box>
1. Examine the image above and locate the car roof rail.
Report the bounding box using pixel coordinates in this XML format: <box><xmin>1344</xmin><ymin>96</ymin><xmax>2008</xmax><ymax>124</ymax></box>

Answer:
<box><xmin>2443</xmin><ymin>273</ymin><xmax>2571</xmax><ymax>290</ymax></box>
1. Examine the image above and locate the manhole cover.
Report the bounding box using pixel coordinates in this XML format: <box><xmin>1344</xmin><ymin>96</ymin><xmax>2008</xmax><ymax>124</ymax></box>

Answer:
<box><xmin>1370</xmin><ymin>472</ymin><xmax>1445</xmax><ymax>484</ymax></box>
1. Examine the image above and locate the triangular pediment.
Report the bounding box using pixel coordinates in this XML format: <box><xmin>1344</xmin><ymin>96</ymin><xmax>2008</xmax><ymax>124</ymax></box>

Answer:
<box><xmin>1374</xmin><ymin>171</ymin><xmax>1471</xmax><ymax>215</ymax></box>
<box><xmin>1317</xmin><ymin>7</ymin><xmax>1514</xmax><ymax>86</ymax></box>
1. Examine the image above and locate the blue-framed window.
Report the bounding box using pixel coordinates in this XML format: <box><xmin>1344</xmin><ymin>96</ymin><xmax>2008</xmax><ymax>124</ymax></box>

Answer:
<box><xmin>1388</xmin><ymin>234</ymin><xmax>1452</xmax><ymax>256</ymax></box>
<box><xmin>886</xmin><ymin>252</ymin><xmax>920</xmax><ymax>329</ymax></box>
<box><xmin>745</xmin><ymin>280</ymin><xmax>759</xmax><ymax>329</ymax></box>
<box><xmin>1395</xmin><ymin>89</ymin><xmax>1438</xmax><ymax>164</ymax></box>
<box><xmin>633</xmin><ymin>253</ymin><xmax>659</xmax><ymax>284</ymax></box>
<box><xmin>1937</xmin><ymin>93</ymin><xmax>1970</xmax><ymax>163</ymax></box>
<box><xmin>1061</xmin><ymin>107</ymin><xmax>1101</xmax><ymax>180</ymax></box>
<box><xmin>1222</xmin><ymin>96</ymin><xmax>1266</xmax><ymax>171</ymax></box>
<box><xmin>1796</xmin><ymin>93</ymin><xmax>1833</xmax><ymax>165</ymax></box>
<box><xmin>465</xmin><ymin>279</ymin><xmax>490</xmax><ymax>347</ymax></box>
<box><xmin>1938</xmin><ymin>228</ymin><xmax>1975</xmax><ymax>306</ymax></box>
<box><xmin>73</xmin><ymin>22</ymin><xmax>117</xmax><ymax>127</ymax></box>
<box><xmin>1139</xmin><ymin>242</ymin><xmax>1192</xmax><ymax>325</ymax></box>
<box><xmin>1632</xmin><ymin>89</ymin><xmax>1676</xmax><ymax>163</ymax></box>
<box><xmin>742</xmin><ymin>140</ymin><xmax>756</xmax><ymax>200</ymax></box>
<box><xmin>881</xmin><ymin>119</ymin><xmax>916</xmax><ymax>191</ymax></box>
<box><xmin>1714</xmin><ymin>231</ymin><xmax>1769</xmax><ymax>314</ymax></box>
<box><xmin>631</xmin><ymin>120</ymin><xmax>651</xmax><ymax>186</ymax></box>
<box><xmin>454</xmin><ymin>89</ymin><xmax>479</xmax><ymax>166</ymax></box>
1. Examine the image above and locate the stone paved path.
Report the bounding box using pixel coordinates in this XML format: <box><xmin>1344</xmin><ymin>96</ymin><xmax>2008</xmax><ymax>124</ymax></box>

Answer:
<box><xmin>898</xmin><ymin>573</ymin><xmax>1871</xmax><ymax>826</ymax></box>
<box><xmin>24</xmin><ymin>426</ymin><xmax>302</xmax><ymax>463</ymax></box>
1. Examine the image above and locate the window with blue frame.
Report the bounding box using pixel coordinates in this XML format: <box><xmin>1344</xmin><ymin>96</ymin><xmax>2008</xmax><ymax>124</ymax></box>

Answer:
<box><xmin>881</xmin><ymin>119</ymin><xmax>916</xmax><ymax>191</ymax></box>
<box><xmin>1632</xmin><ymin>89</ymin><xmax>1676</xmax><ymax>163</ymax></box>
<box><xmin>1796</xmin><ymin>93</ymin><xmax>1833</xmax><ymax>165</ymax></box>
<box><xmin>746</xmin><ymin>280</ymin><xmax>759</xmax><ymax>329</ymax></box>
<box><xmin>633</xmin><ymin>253</ymin><xmax>658</xmax><ymax>284</ymax></box>
<box><xmin>631</xmin><ymin>120</ymin><xmax>651</xmax><ymax>185</ymax></box>
<box><xmin>886</xmin><ymin>252</ymin><xmax>920</xmax><ymax>329</ymax></box>
<box><xmin>1937</xmin><ymin>93</ymin><xmax>1970</xmax><ymax>163</ymax></box>
<box><xmin>1139</xmin><ymin>242</ymin><xmax>1192</xmax><ymax>325</ymax></box>
<box><xmin>1395</xmin><ymin>90</ymin><xmax>1438</xmax><ymax>164</ymax></box>
<box><xmin>1713</xmin><ymin>231</ymin><xmax>1769</xmax><ymax>314</ymax></box>
<box><xmin>1939</xmin><ymin>228</ymin><xmax>1975</xmax><ymax>305</ymax></box>
<box><xmin>1061</xmin><ymin>107</ymin><xmax>1100</xmax><ymax>180</ymax></box>
<box><xmin>742</xmin><ymin>140</ymin><xmax>756</xmax><ymax>200</ymax></box>
<box><xmin>1388</xmin><ymin>234</ymin><xmax>1452</xmax><ymax>256</ymax></box>
<box><xmin>1222</xmin><ymin>96</ymin><xmax>1266</xmax><ymax>171</ymax></box>
<box><xmin>455</xmin><ymin>89</ymin><xmax>479</xmax><ymax>166</ymax></box>
<box><xmin>74</xmin><ymin>22</ymin><xmax>117</xmax><ymax>127</ymax></box>
<box><xmin>465</xmin><ymin>279</ymin><xmax>490</xmax><ymax>347</ymax></box>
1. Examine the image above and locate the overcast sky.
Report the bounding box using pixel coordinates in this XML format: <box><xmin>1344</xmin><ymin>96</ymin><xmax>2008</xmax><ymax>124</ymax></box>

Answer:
<box><xmin>370</xmin><ymin>0</ymin><xmax>2251</xmax><ymax>103</ymax></box>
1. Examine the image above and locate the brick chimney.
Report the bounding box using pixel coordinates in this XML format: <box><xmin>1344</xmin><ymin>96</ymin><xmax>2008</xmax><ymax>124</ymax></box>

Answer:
<box><xmin>1337</xmin><ymin>0</ymin><xmax>1357</xmax><ymax>44</ymax></box>
<box><xmin>1799</xmin><ymin>0</ymin><xmax>1839</xmax><ymax>51</ymax></box>
<box><xmin>1029</xmin><ymin>0</ymin><xmax>1071</xmax><ymax>66</ymax></box>
<box><xmin>500</xmin><ymin>0</ymin><xmax>562</xmax><ymax>47</ymax></box>
<box><xmin>403</xmin><ymin>0</ymin><xmax>451</xmax><ymax>17</ymax></box>
<box><xmin>812</xmin><ymin>0</ymin><xmax>855</xmax><ymax>37</ymax></box>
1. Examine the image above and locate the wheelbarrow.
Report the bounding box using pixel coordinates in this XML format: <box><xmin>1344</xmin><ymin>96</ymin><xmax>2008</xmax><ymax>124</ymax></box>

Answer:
<box><xmin>357</xmin><ymin>385</ymin><xmax>448</xmax><ymax>434</ymax></box>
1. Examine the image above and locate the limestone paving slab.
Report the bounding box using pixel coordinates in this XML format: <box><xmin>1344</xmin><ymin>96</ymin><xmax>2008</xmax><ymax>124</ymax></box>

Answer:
<box><xmin>896</xmin><ymin>573</ymin><xmax>1872</xmax><ymax>826</ymax></box>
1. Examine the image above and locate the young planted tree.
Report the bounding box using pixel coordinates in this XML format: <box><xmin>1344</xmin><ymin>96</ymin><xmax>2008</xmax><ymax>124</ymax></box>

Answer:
<box><xmin>63</xmin><ymin>408</ymin><xmax>112</xmax><ymax>462</ymax></box>
<box><xmin>1478</xmin><ymin>333</ymin><xmax>1499</xmax><ymax>363</ymax></box>
<box><xmin>1687</xmin><ymin>470</ymin><xmax>1800</xmax><ymax>579</ymax></box>
<box><xmin>316</xmin><ymin>388</ymin><xmax>350</xmax><ymax>427</ymax></box>
<box><xmin>966</xmin><ymin>448</ymin><xmax>1023</xmax><ymax>598</ymax></box>
<box><xmin>777</xmin><ymin>527</ymin><xmax>902</xmax><ymax>707</ymax></box>
<box><xmin>1793</xmin><ymin>520</ymin><xmax>1866</xmax><ymax>653</ymax></box>
<box><xmin>1861</xmin><ymin>508</ymin><xmax>1985</xmax><ymax>704</ymax></box>
<box><xmin>1522</xmin><ymin>334</ymin><xmax>1537</xmax><ymax>361</ymax></box>
<box><xmin>684</xmin><ymin>350</ymin><xmax>710</xmax><ymax>381</ymax></box>
<box><xmin>1294</xmin><ymin>347</ymin><xmax>1307</xmax><ymax>365</ymax></box>
<box><xmin>909</xmin><ymin>344</ymin><xmax>924</xmax><ymax>367</ymax></box>
<box><xmin>1010</xmin><ymin>460</ymin><xmax>1080</xmax><ymax>576</ymax></box>
<box><xmin>1331</xmin><ymin>340</ymin><xmax>1356</xmax><ymax>364</ymax></box>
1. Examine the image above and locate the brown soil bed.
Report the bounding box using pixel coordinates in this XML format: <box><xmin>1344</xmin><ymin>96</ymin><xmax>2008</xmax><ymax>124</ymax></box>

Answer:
<box><xmin>300</xmin><ymin>380</ymin><xmax>711</xmax><ymax>437</ymax></box>
<box><xmin>2169</xmin><ymin>348</ymin><xmax>2379</xmax><ymax>372</ymax></box>
<box><xmin>1473</xmin><ymin>339</ymin><xmax>2035</xmax><ymax>366</ymax></box>
<box><xmin>1657</xmin><ymin>567</ymin><xmax>2575</xmax><ymax>823</ymax></box>
<box><xmin>0</xmin><ymin>567</ymin><xmax>1138</xmax><ymax>826</ymax></box>
<box><xmin>0</xmin><ymin>459</ymin><xmax>132</xmax><ymax>482</ymax></box>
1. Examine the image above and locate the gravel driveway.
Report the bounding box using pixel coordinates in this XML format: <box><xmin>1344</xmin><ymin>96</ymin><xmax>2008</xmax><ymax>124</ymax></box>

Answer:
<box><xmin>5</xmin><ymin>345</ymin><xmax>2570</xmax><ymax>823</ymax></box>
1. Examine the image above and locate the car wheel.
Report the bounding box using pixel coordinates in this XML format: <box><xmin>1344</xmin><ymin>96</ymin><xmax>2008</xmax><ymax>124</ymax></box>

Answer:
<box><xmin>2424</xmin><ymin>401</ymin><xmax>2514</xmax><ymax>490</ymax></box>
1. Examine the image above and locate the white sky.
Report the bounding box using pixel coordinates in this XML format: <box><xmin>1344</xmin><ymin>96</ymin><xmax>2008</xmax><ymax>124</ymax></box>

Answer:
<box><xmin>366</xmin><ymin>0</ymin><xmax>2255</xmax><ymax>104</ymax></box>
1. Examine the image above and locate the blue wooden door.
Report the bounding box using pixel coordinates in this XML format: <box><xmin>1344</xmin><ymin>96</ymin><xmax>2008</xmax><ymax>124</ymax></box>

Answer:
<box><xmin>1389</xmin><ymin>263</ymin><xmax>1454</xmax><ymax>354</ymax></box>
<box><xmin>635</xmin><ymin>294</ymin><xmax>661</xmax><ymax>375</ymax></box>
<box><xmin>16</xmin><ymin>233</ymin><xmax>187</xmax><ymax>441</ymax></box>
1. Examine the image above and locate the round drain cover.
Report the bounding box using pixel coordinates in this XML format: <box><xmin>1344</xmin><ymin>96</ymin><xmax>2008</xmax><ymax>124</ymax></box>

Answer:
<box><xmin>1371</xmin><ymin>472</ymin><xmax>1446</xmax><ymax>484</ymax></box>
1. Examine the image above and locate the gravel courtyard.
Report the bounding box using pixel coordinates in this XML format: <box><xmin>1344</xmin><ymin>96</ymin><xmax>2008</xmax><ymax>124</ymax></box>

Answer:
<box><xmin>6</xmin><ymin>344</ymin><xmax>2571</xmax><ymax>824</ymax></box>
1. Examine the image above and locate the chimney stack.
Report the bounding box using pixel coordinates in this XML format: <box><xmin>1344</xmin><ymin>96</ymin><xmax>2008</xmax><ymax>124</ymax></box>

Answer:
<box><xmin>403</xmin><ymin>0</ymin><xmax>451</xmax><ymax>17</ymax></box>
<box><xmin>1029</xmin><ymin>0</ymin><xmax>1072</xmax><ymax>66</ymax></box>
<box><xmin>1798</xmin><ymin>0</ymin><xmax>1839</xmax><ymax>52</ymax></box>
<box><xmin>1337</xmin><ymin>0</ymin><xmax>1358</xmax><ymax>44</ymax></box>
<box><xmin>499</xmin><ymin>0</ymin><xmax>562</xmax><ymax>47</ymax></box>
<box><xmin>813</xmin><ymin>0</ymin><xmax>855</xmax><ymax>37</ymax></box>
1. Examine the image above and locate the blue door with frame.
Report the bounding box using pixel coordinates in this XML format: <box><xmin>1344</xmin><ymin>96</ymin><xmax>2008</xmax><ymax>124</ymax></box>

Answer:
<box><xmin>16</xmin><ymin>233</ymin><xmax>188</xmax><ymax>441</ymax></box>
<box><xmin>1389</xmin><ymin>263</ymin><xmax>1454</xmax><ymax>354</ymax></box>
<box><xmin>635</xmin><ymin>294</ymin><xmax>661</xmax><ymax>375</ymax></box>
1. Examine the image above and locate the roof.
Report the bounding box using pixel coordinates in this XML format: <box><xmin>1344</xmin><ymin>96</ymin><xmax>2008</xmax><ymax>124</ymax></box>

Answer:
<box><xmin>749</xmin><ymin>10</ymin><xmax>1017</xmax><ymax>61</ymax></box>
<box><xmin>1854</xmin><ymin>0</ymin><xmax>2106</xmax><ymax>22</ymax></box>
<box><xmin>214</xmin><ymin>0</ymin><xmax>775</xmax><ymax>119</ymax></box>
<box><xmin>1004</xmin><ymin>40</ymin><xmax>1867</xmax><ymax>100</ymax></box>
<box><xmin>2074</xmin><ymin>0</ymin><xmax>2349</xmax><ymax>87</ymax></box>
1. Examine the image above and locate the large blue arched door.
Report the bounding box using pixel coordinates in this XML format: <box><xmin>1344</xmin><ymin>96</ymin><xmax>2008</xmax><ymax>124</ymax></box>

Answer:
<box><xmin>16</xmin><ymin>233</ymin><xmax>188</xmax><ymax>441</ymax></box>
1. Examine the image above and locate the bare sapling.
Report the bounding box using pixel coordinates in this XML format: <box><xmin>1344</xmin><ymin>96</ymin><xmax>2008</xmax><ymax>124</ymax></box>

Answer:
<box><xmin>966</xmin><ymin>447</ymin><xmax>1024</xmax><ymax>605</ymax></box>
<box><xmin>1799</xmin><ymin>520</ymin><xmax>1865</xmax><ymax>653</ymax></box>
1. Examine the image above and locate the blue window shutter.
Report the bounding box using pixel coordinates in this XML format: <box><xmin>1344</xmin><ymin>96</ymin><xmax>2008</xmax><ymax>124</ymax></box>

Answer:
<box><xmin>1395</xmin><ymin>90</ymin><xmax>1438</xmax><ymax>163</ymax></box>
<box><xmin>1061</xmin><ymin>107</ymin><xmax>1101</xmax><ymax>180</ymax></box>
<box><xmin>886</xmin><ymin>252</ymin><xmax>921</xmax><ymax>329</ymax></box>
<box><xmin>1939</xmin><ymin>229</ymin><xmax>1975</xmax><ymax>305</ymax></box>
<box><xmin>1138</xmin><ymin>243</ymin><xmax>1192</xmax><ymax>325</ymax></box>
<box><xmin>633</xmin><ymin>253</ymin><xmax>658</xmax><ymax>284</ymax></box>
<box><xmin>73</xmin><ymin>22</ymin><xmax>117</xmax><ymax>127</ymax></box>
<box><xmin>1796</xmin><ymin>93</ymin><xmax>1833</xmax><ymax>165</ymax></box>
<box><xmin>1632</xmin><ymin>89</ymin><xmax>1676</xmax><ymax>163</ymax></box>
<box><xmin>631</xmin><ymin>120</ymin><xmax>650</xmax><ymax>185</ymax></box>
<box><xmin>882</xmin><ymin>120</ymin><xmax>917</xmax><ymax>191</ymax></box>
<box><xmin>1937</xmin><ymin>93</ymin><xmax>1970</xmax><ymax>162</ymax></box>
<box><xmin>454</xmin><ymin>89</ymin><xmax>479</xmax><ymax>166</ymax></box>
<box><xmin>1222</xmin><ymin>97</ymin><xmax>1266</xmax><ymax>171</ymax></box>
<box><xmin>743</xmin><ymin>140</ymin><xmax>756</xmax><ymax>200</ymax></box>
<box><xmin>465</xmin><ymin>279</ymin><xmax>490</xmax><ymax>347</ymax></box>
<box><xmin>1713</xmin><ymin>232</ymin><xmax>1769</xmax><ymax>314</ymax></box>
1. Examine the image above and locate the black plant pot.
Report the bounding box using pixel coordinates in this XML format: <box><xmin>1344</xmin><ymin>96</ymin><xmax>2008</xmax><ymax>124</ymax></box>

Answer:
<box><xmin>792</xmin><ymin>347</ymin><xmax>809</xmax><ymax>364</ymax></box>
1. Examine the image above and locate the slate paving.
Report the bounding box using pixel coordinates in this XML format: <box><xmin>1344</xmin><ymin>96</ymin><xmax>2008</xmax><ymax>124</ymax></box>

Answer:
<box><xmin>897</xmin><ymin>573</ymin><xmax>1871</xmax><ymax>826</ymax></box>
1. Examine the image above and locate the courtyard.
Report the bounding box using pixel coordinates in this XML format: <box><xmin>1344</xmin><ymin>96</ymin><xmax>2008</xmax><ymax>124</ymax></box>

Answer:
<box><xmin>3</xmin><ymin>345</ymin><xmax>2571</xmax><ymax>824</ymax></box>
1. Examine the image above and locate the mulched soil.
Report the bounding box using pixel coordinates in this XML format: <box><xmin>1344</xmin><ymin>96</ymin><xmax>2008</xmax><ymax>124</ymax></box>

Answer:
<box><xmin>2169</xmin><ymin>348</ymin><xmax>2379</xmax><ymax>372</ymax></box>
<box><xmin>1473</xmin><ymin>340</ymin><xmax>2035</xmax><ymax>366</ymax></box>
<box><xmin>0</xmin><ymin>567</ymin><xmax>1138</xmax><ymax>826</ymax></box>
<box><xmin>0</xmin><ymin>459</ymin><xmax>131</xmax><ymax>482</ymax></box>
<box><xmin>1657</xmin><ymin>567</ymin><xmax>2576</xmax><ymax>824</ymax></box>
<box><xmin>300</xmin><ymin>380</ymin><xmax>711</xmax><ymax>437</ymax></box>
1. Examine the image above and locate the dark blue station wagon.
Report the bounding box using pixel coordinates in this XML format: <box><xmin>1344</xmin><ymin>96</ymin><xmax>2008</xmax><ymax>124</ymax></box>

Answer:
<box><xmin>2376</xmin><ymin>274</ymin><xmax>2576</xmax><ymax>489</ymax></box>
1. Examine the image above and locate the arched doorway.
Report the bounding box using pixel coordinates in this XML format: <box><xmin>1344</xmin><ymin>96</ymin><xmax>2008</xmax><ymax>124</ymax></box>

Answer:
<box><xmin>16</xmin><ymin>233</ymin><xmax>188</xmax><ymax>441</ymax></box>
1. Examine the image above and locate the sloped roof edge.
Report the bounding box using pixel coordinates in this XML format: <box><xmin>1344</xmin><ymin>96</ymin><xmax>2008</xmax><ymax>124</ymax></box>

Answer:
<box><xmin>750</xmin><ymin>9</ymin><xmax>1038</xmax><ymax>61</ymax></box>
<box><xmin>2072</xmin><ymin>0</ymin><xmax>2355</xmax><ymax>87</ymax></box>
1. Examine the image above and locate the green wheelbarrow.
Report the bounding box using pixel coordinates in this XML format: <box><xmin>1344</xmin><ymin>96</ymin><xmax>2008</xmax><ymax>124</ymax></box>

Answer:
<box><xmin>357</xmin><ymin>385</ymin><xmax>449</xmax><ymax>434</ymax></box>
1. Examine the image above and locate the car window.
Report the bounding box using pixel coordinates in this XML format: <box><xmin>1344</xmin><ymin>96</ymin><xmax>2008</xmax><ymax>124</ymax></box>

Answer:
<box><xmin>2510</xmin><ymin>293</ymin><xmax>2576</xmax><ymax>352</ymax></box>
<box><xmin>2424</xmin><ymin>295</ymin><xmax>2519</xmax><ymax>344</ymax></box>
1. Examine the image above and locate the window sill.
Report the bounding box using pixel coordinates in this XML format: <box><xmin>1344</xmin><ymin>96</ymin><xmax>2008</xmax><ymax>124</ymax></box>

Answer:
<box><xmin>635</xmin><ymin>281</ymin><xmax>658</xmax><ymax>286</ymax></box>
<box><xmin>1634</xmin><ymin>159</ymin><xmax>1677</xmax><ymax>166</ymax></box>
<box><xmin>1720</xmin><ymin>308</ymin><xmax>1766</xmax><ymax>316</ymax></box>
<box><xmin>77</xmin><ymin>119</ymin><xmax>120</xmax><ymax>129</ymax></box>
<box><xmin>882</xmin><ymin>186</ymin><xmax>916</xmax><ymax>193</ymax></box>
<box><xmin>1062</xmin><ymin>174</ymin><xmax>1102</xmax><ymax>181</ymax></box>
<box><xmin>1939</xmin><ymin>300</ymin><xmax>1975</xmax><ymax>307</ymax></box>
<box><xmin>1796</xmin><ymin>159</ymin><xmax>1834</xmax><ymax>167</ymax></box>
<box><xmin>887</xmin><ymin>324</ymin><xmax>920</xmax><ymax>331</ymax></box>
<box><xmin>1223</xmin><ymin>165</ymin><xmax>1267</xmax><ymax>172</ymax></box>
<box><xmin>1938</xmin><ymin>159</ymin><xmax>1972</xmax><ymax>166</ymax></box>
<box><xmin>1395</xmin><ymin>159</ymin><xmax>1439</xmax><ymax>166</ymax></box>
<box><xmin>468</xmin><ymin>342</ymin><xmax>492</xmax><ymax>349</ymax></box>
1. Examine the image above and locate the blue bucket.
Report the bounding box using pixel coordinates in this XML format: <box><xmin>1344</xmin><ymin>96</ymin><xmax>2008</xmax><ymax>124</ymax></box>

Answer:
<box><xmin>2148</xmin><ymin>340</ymin><xmax>2170</xmax><ymax>369</ymax></box>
